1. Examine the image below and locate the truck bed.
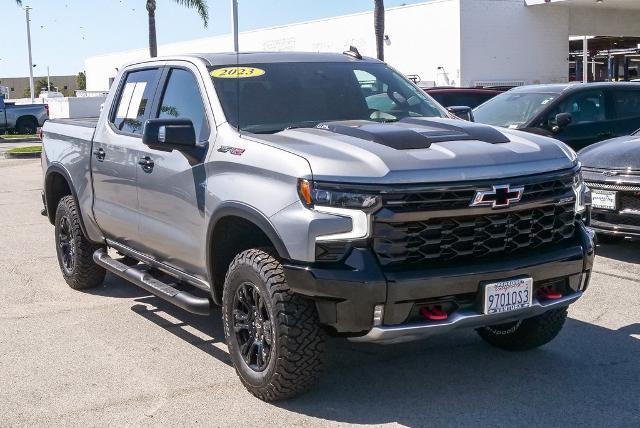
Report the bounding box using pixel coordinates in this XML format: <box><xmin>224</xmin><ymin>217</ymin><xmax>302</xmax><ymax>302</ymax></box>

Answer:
<box><xmin>48</xmin><ymin>117</ymin><xmax>99</xmax><ymax>129</ymax></box>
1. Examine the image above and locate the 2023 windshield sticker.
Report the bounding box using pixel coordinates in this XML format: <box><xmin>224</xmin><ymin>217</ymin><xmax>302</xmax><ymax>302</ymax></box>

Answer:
<box><xmin>210</xmin><ymin>67</ymin><xmax>265</xmax><ymax>79</ymax></box>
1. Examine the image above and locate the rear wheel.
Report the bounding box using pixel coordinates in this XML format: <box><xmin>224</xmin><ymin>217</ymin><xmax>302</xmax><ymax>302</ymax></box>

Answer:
<box><xmin>16</xmin><ymin>117</ymin><xmax>38</xmax><ymax>135</ymax></box>
<box><xmin>222</xmin><ymin>249</ymin><xmax>326</xmax><ymax>401</ymax></box>
<box><xmin>54</xmin><ymin>195</ymin><xmax>106</xmax><ymax>289</ymax></box>
<box><xmin>477</xmin><ymin>308</ymin><xmax>568</xmax><ymax>351</ymax></box>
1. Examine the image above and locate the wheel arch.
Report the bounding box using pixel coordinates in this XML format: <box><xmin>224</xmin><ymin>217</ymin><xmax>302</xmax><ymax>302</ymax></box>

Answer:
<box><xmin>44</xmin><ymin>164</ymin><xmax>90</xmax><ymax>239</ymax></box>
<box><xmin>206</xmin><ymin>202</ymin><xmax>290</xmax><ymax>304</ymax></box>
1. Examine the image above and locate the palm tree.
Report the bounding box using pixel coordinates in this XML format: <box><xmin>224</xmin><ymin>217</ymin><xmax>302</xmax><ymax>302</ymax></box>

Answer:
<box><xmin>15</xmin><ymin>0</ymin><xmax>22</xmax><ymax>5</ymax></box>
<box><xmin>373</xmin><ymin>0</ymin><xmax>385</xmax><ymax>61</ymax></box>
<box><xmin>146</xmin><ymin>0</ymin><xmax>209</xmax><ymax>58</ymax></box>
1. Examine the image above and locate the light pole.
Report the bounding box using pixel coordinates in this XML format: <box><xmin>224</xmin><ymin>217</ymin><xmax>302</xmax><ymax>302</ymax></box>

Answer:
<box><xmin>24</xmin><ymin>6</ymin><xmax>35</xmax><ymax>103</ymax></box>
<box><xmin>231</xmin><ymin>0</ymin><xmax>239</xmax><ymax>52</ymax></box>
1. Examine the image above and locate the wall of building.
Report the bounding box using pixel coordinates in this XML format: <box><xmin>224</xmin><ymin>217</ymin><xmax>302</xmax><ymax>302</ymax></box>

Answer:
<box><xmin>85</xmin><ymin>1</ymin><xmax>461</xmax><ymax>91</ymax></box>
<box><xmin>568</xmin><ymin>7</ymin><xmax>640</xmax><ymax>37</ymax></box>
<box><xmin>459</xmin><ymin>0</ymin><xmax>570</xmax><ymax>87</ymax></box>
<box><xmin>0</xmin><ymin>75</ymin><xmax>79</xmax><ymax>98</ymax></box>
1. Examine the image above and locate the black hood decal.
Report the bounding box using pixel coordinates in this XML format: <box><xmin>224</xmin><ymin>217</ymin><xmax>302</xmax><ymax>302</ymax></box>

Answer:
<box><xmin>314</xmin><ymin>118</ymin><xmax>510</xmax><ymax>150</ymax></box>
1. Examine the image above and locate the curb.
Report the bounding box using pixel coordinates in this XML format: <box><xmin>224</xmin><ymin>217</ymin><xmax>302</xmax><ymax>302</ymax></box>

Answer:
<box><xmin>0</xmin><ymin>138</ymin><xmax>41</xmax><ymax>144</ymax></box>
<box><xmin>2</xmin><ymin>151</ymin><xmax>42</xmax><ymax>159</ymax></box>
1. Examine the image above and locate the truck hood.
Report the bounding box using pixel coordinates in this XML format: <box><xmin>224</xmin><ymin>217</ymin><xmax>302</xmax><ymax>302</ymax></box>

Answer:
<box><xmin>578</xmin><ymin>134</ymin><xmax>640</xmax><ymax>171</ymax></box>
<box><xmin>251</xmin><ymin>118</ymin><xmax>577</xmax><ymax>184</ymax></box>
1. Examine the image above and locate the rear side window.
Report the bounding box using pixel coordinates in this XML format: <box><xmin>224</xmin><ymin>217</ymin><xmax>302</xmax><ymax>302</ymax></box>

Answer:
<box><xmin>156</xmin><ymin>68</ymin><xmax>208</xmax><ymax>141</ymax></box>
<box><xmin>611</xmin><ymin>90</ymin><xmax>640</xmax><ymax>120</ymax></box>
<box><xmin>111</xmin><ymin>69</ymin><xmax>160</xmax><ymax>135</ymax></box>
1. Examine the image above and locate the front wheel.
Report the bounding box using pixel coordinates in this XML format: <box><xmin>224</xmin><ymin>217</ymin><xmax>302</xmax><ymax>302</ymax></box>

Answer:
<box><xmin>222</xmin><ymin>249</ymin><xmax>326</xmax><ymax>401</ymax></box>
<box><xmin>477</xmin><ymin>308</ymin><xmax>568</xmax><ymax>351</ymax></box>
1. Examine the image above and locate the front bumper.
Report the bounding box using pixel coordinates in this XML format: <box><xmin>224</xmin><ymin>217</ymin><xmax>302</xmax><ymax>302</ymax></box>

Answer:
<box><xmin>591</xmin><ymin>210</ymin><xmax>640</xmax><ymax>238</ymax></box>
<box><xmin>283</xmin><ymin>222</ymin><xmax>595</xmax><ymax>341</ymax></box>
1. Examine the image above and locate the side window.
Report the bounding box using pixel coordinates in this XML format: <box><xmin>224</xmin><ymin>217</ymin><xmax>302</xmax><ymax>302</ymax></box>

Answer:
<box><xmin>557</xmin><ymin>90</ymin><xmax>606</xmax><ymax>124</ymax></box>
<box><xmin>611</xmin><ymin>90</ymin><xmax>640</xmax><ymax>120</ymax></box>
<box><xmin>156</xmin><ymin>68</ymin><xmax>208</xmax><ymax>141</ymax></box>
<box><xmin>111</xmin><ymin>69</ymin><xmax>159</xmax><ymax>135</ymax></box>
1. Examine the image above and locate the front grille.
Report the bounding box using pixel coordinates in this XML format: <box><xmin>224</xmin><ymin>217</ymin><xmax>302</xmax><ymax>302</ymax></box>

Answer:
<box><xmin>373</xmin><ymin>203</ymin><xmax>576</xmax><ymax>268</ymax></box>
<box><xmin>586</xmin><ymin>182</ymin><xmax>640</xmax><ymax>192</ymax></box>
<box><xmin>383</xmin><ymin>175</ymin><xmax>573</xmax><ymax>212</ymax></box>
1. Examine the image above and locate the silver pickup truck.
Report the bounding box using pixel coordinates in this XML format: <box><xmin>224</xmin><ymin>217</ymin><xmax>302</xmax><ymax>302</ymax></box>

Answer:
<box><xmin>0</xmin><ymin>96</ymin><xmax>48</xmax><ymax>134</ymax></box>
<box><xmin>41</xmin><ymin>52</ymin><xmax>595</xmax><ymax>401</ymax></box>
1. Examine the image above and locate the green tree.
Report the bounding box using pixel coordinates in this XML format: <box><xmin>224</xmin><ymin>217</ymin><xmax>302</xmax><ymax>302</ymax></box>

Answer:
<box><xmin>146</xmin><ymin>0</ymin><xmax>209</xmax><ymax>58</ymax></box>
<box><xmin>76</xmin><ymin>72</ymin><xmax>87</xmax><ymax>90</ymax></box>
<box><xmin>373</xmin><ymin>0</ymin><xmax>385</xmax><ymax>61</ymax></box>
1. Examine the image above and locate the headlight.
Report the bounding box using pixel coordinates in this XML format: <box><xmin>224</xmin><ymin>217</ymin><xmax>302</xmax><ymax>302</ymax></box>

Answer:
<box><xmin>573</xmin><ymin>171</ymin><xmax>590</xmax><ymax>214</ymax></box>
<box><xmin>298</xmin><ymin>179</ymin><xmax>381</xmax><ymax>211</ymax></box>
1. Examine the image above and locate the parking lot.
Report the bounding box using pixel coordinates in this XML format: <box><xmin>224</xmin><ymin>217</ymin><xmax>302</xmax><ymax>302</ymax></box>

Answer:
<box><xmin>1</xmin><ymin>158</ymin><xmax>639</xmax><ymax>427</ymax></box>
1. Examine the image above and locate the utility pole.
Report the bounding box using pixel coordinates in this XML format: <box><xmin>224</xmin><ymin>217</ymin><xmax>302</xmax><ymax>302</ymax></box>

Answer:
<box><xmin>25</xmin><ymin>6</ymin><xmax>35</xmax><ymax>103</ymax></box>
<box><xmin>231</xmin><ymin>0</ymin><xmax>239</xmax><ymax>52</ymax></box>
<box><xmin>47</xmin><ymin>66</ymin><xmax>50</xmax><ymax>92</ymax></box>
<box><xmin>582</xmin><ymin>36</ymin><xmax>589</xmax><ymax>83</ymax></box>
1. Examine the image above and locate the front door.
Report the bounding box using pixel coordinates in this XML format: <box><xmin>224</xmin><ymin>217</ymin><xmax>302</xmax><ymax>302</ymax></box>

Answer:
<box><xmin>135</xmin><ymin>65</ymin><xmax>213</xmax><ymax>278</ymax></box>
<box><xmin>540</xmin><ymin>89</ymin><xmax>614</xmax><ymax>151</ymax></box>
<box><xmin>91</xmin><ymin>67</ymin><xmax>162</xmax><ymax>246</ymax></box>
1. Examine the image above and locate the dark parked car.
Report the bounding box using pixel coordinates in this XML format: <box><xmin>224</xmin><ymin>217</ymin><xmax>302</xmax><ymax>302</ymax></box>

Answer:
<box><xmin>421</xmin><ymin>87</ymin><xmax>502</xmax><ymax>109</ymax></box>
<box><xmin>473</xmin><ymin>82</ymin><xmax>640</xmax><ymax>151</ymax></box>
<box><xmin>579</xmin><ymin>130</ymin><xmax>640</xmax><ymax>240</ymax></box>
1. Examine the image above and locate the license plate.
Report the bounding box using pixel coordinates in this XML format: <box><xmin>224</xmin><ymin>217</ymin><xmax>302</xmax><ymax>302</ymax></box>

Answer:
<box><xmin>591</xmin><ymin>189</ymin><xmax>617</xmax><ymax>210</ymax></box>
<box><xmin>484</xmin><ymin>277</ymin><xmax>533</xmax><ymax>314</ymax></box>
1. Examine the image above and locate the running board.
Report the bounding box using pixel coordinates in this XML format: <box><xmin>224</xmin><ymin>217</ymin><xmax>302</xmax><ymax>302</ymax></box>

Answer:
<box><xmin>93</xmin><ymin>248</ymin><xmax>211</xmax><ymax>316</ymax></box>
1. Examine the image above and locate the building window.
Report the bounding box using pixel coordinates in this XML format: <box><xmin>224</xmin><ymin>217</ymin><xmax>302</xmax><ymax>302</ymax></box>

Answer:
<box><xmin>63</xmin><ymin>85</ymin><xmax>68</xmax><ymax>90</ymax></box>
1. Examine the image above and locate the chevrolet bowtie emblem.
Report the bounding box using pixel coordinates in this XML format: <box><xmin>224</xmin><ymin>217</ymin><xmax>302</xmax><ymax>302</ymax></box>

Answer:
<box><xmin>470</xmin><ymin>184</ymin><xmax>524</xmax><ymax>209</ymax></box>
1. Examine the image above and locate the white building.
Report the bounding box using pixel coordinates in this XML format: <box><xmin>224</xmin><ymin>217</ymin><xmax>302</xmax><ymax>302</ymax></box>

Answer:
<box><xmin>85</xmin><ymin>0</ymin><xmax>640</xmax><ymax>92</ymax></box>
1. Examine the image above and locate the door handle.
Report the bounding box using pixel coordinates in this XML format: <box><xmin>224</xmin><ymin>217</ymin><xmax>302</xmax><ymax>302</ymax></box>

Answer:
<box><xmin>93</xmin><ymin>148</ymin><xmax>105</xmax><ymax>161</ymax></box>
<box><xmin>138</xmin><ymin>156</ymin><xmax>154</xmax><ymax>172</ymax></box>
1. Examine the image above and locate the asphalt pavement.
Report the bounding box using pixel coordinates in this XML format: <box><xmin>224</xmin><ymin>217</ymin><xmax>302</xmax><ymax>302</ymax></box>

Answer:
<box><xmin>1</xmin><ymin>159</ymin><xmax>639</xmax><ymax>427</ymax></box>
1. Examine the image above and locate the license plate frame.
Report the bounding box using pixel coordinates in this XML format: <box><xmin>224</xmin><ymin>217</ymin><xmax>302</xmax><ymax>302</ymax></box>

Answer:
<box><xmin>483</xmin><ymin>277</ymin><xmax>533</xmax><ymax>315</ymax></box>
<box><xmin>591</xmin><ymin>189</ymin><xmax>617</xmax><ymax>210</ymax></box>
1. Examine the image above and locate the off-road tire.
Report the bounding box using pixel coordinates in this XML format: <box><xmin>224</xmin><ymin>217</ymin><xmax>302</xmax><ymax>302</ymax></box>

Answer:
<box><xmin>54</xmin><ymin>195</ymin><xmax>106</xmax><ymax>289</ymax></box>
<box><xmin>222</xmin><ymin>249</ymin><xmax>326</xmax><ymax>401</ymax></box>
<box><xmin>477</xmin><ymin>308</ymin><xmax>568</xmax><ymax>351</ymax></box>
<box><xmin>16</xmin><ymin>117</ymin><xmax>38</xmax><ymax>135</ymax></box>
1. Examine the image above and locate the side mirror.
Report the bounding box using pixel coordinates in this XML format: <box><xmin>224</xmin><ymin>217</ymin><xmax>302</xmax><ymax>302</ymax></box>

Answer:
<box><xmin>447</xmin><ymin>106</ymin><xmax>474</xmax><ymax>122</ymax></box>
<box><xmin>142</xmin><ymin>118</ymin><xmax>197</xmax><ymax>151</ymax></box>
<box><xmin>553</xmin><ymin>113</ymin><xmax>572</xmax><ymax>132</ymax></box>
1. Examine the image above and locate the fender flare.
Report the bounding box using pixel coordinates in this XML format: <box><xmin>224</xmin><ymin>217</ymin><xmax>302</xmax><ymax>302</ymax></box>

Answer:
<box><xmin>206</xmin><ymin>202</ymin><xmax>291</xmax><ymax>301</ymax></box>
<box><xmin>44</xmin><ymin>163</ymin><xmax>91</xmax><ymax>240</ymax></box>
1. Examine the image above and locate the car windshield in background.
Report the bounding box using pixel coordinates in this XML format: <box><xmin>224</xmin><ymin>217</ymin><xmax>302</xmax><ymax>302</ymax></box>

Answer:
<box><xmin>209</xmin><ymin>62</ymin><xmax>446</xmax><ymax>133</ymax></box>
<box><xmin>473</xmin><ymin>92</ymin><xmax>558</xmax><ymax>128</ymax></box>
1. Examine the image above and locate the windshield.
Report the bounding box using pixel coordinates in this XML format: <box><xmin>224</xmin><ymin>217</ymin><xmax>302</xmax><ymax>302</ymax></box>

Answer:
<box><xmin>473</xmin><ymin>91</ymin><xmax>559</xmax><ymax>128</ymax></box>
<box><xmin>209</xmin><ymin>62</ymin><xmax>446</xmax><ymax>133</ymax></box>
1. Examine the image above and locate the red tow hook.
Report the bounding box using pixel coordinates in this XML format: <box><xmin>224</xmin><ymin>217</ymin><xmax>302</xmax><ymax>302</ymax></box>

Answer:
<box><xmin>538</xmin><ymin>287</ymin><xmax>563</xmax><ymax>300</ymax></box>
<box><xmin>420</xmin><ymin>307</ymin><xmax>448</xmax><ymax>321</ymax></box>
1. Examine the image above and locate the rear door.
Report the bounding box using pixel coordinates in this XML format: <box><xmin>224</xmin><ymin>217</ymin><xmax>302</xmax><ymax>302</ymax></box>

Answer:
<box><xmin>609</xmin><ymin>88</ymin><xmax>640</xmax><ymax>137</ymax></box>
<box><xmin>91</xmin><ymin>67</ymin><xmax>162</xmax><ymax>246</ymax></box>
<box><xmin>134</xmin><ymin>64</ymin><xmax>213</xmax><ymax>278</ymax></box>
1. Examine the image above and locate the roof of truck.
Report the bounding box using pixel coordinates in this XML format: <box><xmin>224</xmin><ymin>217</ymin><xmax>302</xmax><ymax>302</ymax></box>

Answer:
<box><xmin>509</xmin><ymin>82</ymin><xmax>640</xmax><ymax>94</ymax></box>
<box><xmin>147</xmin><ymin>51</ymin><xmax>380</xmax><ymax>66</ymax></box>
<box><xmin>202</xmin><ymin>51</ymin><xmax>380</xmax><ymax>65</ymax></box>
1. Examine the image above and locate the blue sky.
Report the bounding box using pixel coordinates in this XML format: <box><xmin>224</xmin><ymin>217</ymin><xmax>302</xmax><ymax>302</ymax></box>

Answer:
<box><xmin>0</xmin><ymin>0</ymin><xmax>425</xmax><ymax>78</ymax></box>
